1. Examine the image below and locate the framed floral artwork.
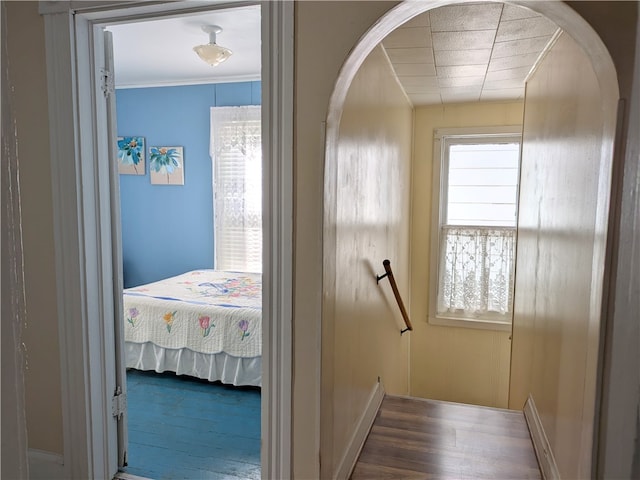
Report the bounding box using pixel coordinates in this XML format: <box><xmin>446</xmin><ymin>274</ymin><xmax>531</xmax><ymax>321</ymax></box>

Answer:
<box><xmin>117</xmin><ymin>136</ymin><xmax>145</xmax><ymax>175</ymax></box>
<box><xmin>149</xmin><ymin>146</ymin><xmax>184</xmax><ymax>185</ymax></box>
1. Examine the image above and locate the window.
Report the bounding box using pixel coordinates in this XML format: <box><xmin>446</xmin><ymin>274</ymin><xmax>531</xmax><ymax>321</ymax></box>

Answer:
<box><xmin>210</xmin><ymin>106</ymin><xmax>262</xmax><ymax>273</ymax></box>
<box><xmin>429</xmin><ymin>127</ymin><xmax>521</xmax><ymax>330</ymax></box>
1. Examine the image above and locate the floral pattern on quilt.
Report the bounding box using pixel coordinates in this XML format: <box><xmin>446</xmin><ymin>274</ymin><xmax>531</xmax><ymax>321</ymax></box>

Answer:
<box><xmin>126</xmin><ymin>307</ymin><xmax>140</xmax><ymax>327</ymax></box>
<box><xmin>238</xmin><ymin>320</ymin><xmax>251</xmax><ymax>340</ymax></box>
<box><xmin>199</xmin><ymin>315</ymin><xmax>214</xmax><ymax>337</ymax></box>
<box><xmin>163</xmin><ymin>311</ymin><xmax>177</xmax><ymax>333</ymax></box>
<box><xmin>182</xmin><ymin>276</ymin><xmax>261</xmax><ymax>301</ymax></box>
<box><xmin>123</xmin><ymin>270</ymin><xmax>261</xmax><ymax>357</ymax></box>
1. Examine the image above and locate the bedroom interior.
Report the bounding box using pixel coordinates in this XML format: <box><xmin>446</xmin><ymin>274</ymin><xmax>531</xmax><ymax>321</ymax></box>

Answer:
<box><xmin>109</xmin><ymin>5</ymin><xmax>262</xmax><ymax>479</ymax></box>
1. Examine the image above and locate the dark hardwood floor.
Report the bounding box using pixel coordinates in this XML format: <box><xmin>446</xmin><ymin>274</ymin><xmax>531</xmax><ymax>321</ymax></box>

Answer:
<box><xmin>351</xmin><ymin>395</ymin><xmax>541</xmax><ymax>479</ymax></box>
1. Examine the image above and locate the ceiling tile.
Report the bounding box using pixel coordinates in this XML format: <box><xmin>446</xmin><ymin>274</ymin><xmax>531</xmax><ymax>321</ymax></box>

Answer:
<box><xmin>480</xmin><ymin>87</ymin><xmax>525</xmax><ymax>101</ymax></box>
<box><xmin>383</xmin><ymin>27</ymin><xmax>431</xmax><ymax>48</ymax></box>
<box><xmin>492</xmin><ymin>36</ymin><xmax>553</xmax><ymax>59</ymax></box>
<box><xmin>404</xmin><ymin>85</ymin><xmax>442</xmax><ymax>95</ymax></box>
<box><xmin>438</xmin><ymin>76</ymin><xmax>485</xmax><ymax>88</ymax></box>
<box><xmin>483</xmin><ymin>79</ymin><xmax>524</xmax><ymax>90</ymax></box>
<box><xmin>393</xmin><ymin>63</ymin><xmax>437</xmax><ymax>76</ymax></box>
<box><xmin>435</xmin><ymin>49</ymin><xmax>492</xmax><ymax>66</ymax></box>
<box><xmin>429</xmin><ymin>4</ymin><xmax>503</xmax><ymax>32</ymax></box>
<box><xmin>495</xmin><ymin>17</ymin><xmax>558</xmax><ymax>43</ymax></box>
<box><xmin>398</xmin><ymin>75</ymin><xmax>439</xmax><ymax>89</ymax></box>
<box><xmin>399</xmin><ymin>76</ymin><xmax>439</xmax><ymax>95</ymax></box>
<box><xmin>440</xmin><ymin>87</ymin><xmax>482</xmax><ymax>103</ymax></box>
<box><xmin>500</xmin><ymin>4</ymin><xmax>539</xmax><ymax>22</ymax></box>
<box><xmin>408</xmin><ymin>93</ymin><xmax>442</xmax><ymax>105</ymax></box>
<box><xmin>401</xmin><ymin>13</ymin><xmax>430</xmax><ymax>28</ymax></box>
<box><xmin>382</xmin><ymin>3</ymin><xmax>560</xmax><ymax>107</ymax></box>
<box><xmin>485</xmin><ymin>66</ymin><xmax>531</xmax><ymax>82</ymax></box>
<box><xmin>488</xmin><ymin>52</ymin><xmax>541</xmax><ymax>72</ymax></box>
<box><xmin>384</xmin><ymin>47</ymin><xmax>434</xmax><ymax>64</ymax></box>
<box><xmin>437</xmin><ymin>65</ymin><xmax>487</xmax><ymax>78</ymax></box>
<box><xmin>432</xmin><ymin>30</ymin><xmax>496</xmax><ymax>51</ymax></box>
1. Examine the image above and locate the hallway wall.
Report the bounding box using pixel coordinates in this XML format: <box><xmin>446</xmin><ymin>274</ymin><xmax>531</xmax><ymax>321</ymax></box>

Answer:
<box><xmin>294</xmin><ymin>2</ymin><xmax>401</xmax><ymax>476</ymax></box>
<box><xmin>597</xmin><ymin>10</ymin><xmax>640</xmax><ymax>478</ymax></box>
<box><xmin>323</xmin><ymin>44</ymin><xmax>412</xmax><ymax>477</ymax></box>
<box><xmin>2</xmin><ymin>1</ymin><xmax>637</xmax><ymax>478</ymax></box>
<box><xmin>509</xmin><ymin>31</ymin><xmax>618</xmax><ymax>479</ymax></box>
<box><xmin>410</xmin><ymin>102</ymin><xmax>524</xmax><ymax>409</ymax></box>
<box><xmin>5</xmin><ymin>1</ymin><xmax>63</xmax><ymax>455</ymax></box>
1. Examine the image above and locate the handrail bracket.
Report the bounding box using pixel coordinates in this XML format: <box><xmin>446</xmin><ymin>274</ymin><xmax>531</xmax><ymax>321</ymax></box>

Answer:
<box><xmin>376</xmin><ymin>272</ymin><xmax>389</xmax><ymax>284</ymax></box>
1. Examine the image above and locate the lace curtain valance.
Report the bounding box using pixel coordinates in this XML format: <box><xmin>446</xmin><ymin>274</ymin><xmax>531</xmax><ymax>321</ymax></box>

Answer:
<box><xmin>210</xmin><ymin>106</ymin><xmax>262</xmax><ymax>273</ymax></box>
<box><xmin>437</xmin><ymin>226</ymin><xmax>515</xmax><ymax>319</ymax></box>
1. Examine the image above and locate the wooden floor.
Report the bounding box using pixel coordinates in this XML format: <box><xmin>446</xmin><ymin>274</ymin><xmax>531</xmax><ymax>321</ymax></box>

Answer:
<box><xmin>351</xmin><ymin>395</ymin><xmax>541</xmax><ymax>479</ymax></box>
<box><xmin>123</xmin><ymin>370</ymin><xmax>261</xmax><ymax>480</ymax></box>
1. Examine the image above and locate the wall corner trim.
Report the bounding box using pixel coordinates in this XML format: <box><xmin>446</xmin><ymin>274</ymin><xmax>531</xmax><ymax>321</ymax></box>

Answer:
<box><xmin>334</xmin><ymin>381</ymin><xmax>385</xmax><ymax>480</ymax></box>
<box><xmin>524</xmin><ymin>395</ymin><xmax>561</xmax><ymax>480</ymax></box>
<box><xmin>28</xmin><ymin>449</ymin><xmax>66</xmax><ymax>480</ymax></box>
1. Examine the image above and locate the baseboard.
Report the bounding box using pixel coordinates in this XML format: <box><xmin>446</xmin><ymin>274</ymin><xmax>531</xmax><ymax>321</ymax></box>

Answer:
<box><xmin>524</xmin><ymin>395</ymin><xmax>561</xmax><ymax>480</ymax></box>
<box><xmin>114</xmin><ymin>472</ymin><xmax>152</xmax><ymax>480</ymax></box>
<box><xmin>334</xmin><ymin>381</ymin><xmax>385</xmax><ymax>480</ymax></box>
<box><xmin>28</xmin><ymin>449</ymin><xmax>66</xmax><ymax>479</ymax></box>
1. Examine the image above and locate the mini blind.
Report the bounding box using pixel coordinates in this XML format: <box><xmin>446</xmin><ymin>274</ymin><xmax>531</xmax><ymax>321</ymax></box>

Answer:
<box><xmin>210</xmin><ymin>106</ymin><xmax>262</xmax><ymax>273</ymax></box>
<box><xmin>445</xmin><ymin>142</ymin><xmax>520</xmax><ymax>227</ymax></box>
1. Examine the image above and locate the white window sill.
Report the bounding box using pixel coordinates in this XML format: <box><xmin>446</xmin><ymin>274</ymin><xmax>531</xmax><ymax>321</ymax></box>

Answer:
<box><xmin>428</xmin><ymin>315</ymin><xmax>512</xmax><ymax>332</ymax></box>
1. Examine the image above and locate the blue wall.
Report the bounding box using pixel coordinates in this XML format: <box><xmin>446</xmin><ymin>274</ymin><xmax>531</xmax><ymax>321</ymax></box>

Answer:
<box><xmin>116</xmin><ymin>81</ymin><xmax>261</xmax><ymax>287</ymax></box>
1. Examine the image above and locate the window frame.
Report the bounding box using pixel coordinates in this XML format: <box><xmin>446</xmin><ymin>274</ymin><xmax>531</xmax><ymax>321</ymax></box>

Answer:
<box><xmin>210</xmin><ymin>105</ymin><xmax>263</xmax><ymax>273</ymax></box>
<box><xmin>429</xmin><ymin>126</ymin><xmax>522</xmax><ymax>331</ymax></box>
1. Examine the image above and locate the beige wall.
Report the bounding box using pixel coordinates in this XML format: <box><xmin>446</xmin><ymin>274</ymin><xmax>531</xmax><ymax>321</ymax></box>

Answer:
<box><xmin>409</xmin><ymin>102</ymin><xmax>524</xmax><ymax>409</ymax></box>
<box><xmin>2</xmin><ymin>1</ymin><xmax>29</xmax><ymax>476</ymax></box>
<box><xmin>3</xmin><ymin>1</ymin><xmax>638</xmax><ymax>479</ymax></box>
<box><xmin>323</xmin><ymin>44</ymin><xmax>412</xmax><ymax>476</ymax></box>
<box><xmin>294</xmin><ymin>2</ymin><xmax>400</xmax><ymax>477</ymax></box>
<box><xmin>509</xmin><ymin>31</ymin><xmax>618</xmax><ymax>479</ymax></box>
<box><xmin>597</xmin><ymin>8</ymin><xmax>640</xmax><ymax>479</ymax></box>
<box><xmin>5</xmin><ymin>1</ymin><xmax>63</xmax><ymax>454</ymax></box>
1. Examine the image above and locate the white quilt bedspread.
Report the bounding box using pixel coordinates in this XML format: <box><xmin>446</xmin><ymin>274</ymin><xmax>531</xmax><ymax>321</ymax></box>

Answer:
<box><xmin>123</xmin><ymin>270</ymin><xmax>261</xmax><ymax>357</ymax></box>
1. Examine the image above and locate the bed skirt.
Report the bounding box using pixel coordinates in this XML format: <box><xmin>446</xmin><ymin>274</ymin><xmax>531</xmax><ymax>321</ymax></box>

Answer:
<box><xmin>125</xmin><ymin>341</ymin><xmax>262</xmax><ymax>387</ymax></box>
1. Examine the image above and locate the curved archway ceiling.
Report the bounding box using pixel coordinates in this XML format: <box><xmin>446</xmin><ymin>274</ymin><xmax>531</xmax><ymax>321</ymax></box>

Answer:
<box><xmin>382</xmin><ymin>3</ymin><xmax>560</xmax><ymax>105</ymax></box>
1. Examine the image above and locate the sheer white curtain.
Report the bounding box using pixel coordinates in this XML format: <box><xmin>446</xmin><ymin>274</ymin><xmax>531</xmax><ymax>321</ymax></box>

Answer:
<box><xmin>437</xmin><ymin>226</ymin><xmax>515</xmax><ymax>319</ymax></box>
<box><xmin>210</xmin><ymin>106</ymin><xmax>262</xmax><ymax>273</ymax></box>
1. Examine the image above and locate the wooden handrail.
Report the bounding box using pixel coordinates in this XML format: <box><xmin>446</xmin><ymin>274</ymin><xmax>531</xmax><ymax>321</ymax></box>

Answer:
<box><xmin>376</xmin><ymin>259</ymin><xmax>413</xmax><ymax>335</ymax></box>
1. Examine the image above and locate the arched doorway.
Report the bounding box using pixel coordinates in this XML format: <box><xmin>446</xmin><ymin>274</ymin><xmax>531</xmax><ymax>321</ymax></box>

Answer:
<box><xmin>321</xmin><ymin>1</ymin><xmax>620</xmax><ymax>478</ymax></box>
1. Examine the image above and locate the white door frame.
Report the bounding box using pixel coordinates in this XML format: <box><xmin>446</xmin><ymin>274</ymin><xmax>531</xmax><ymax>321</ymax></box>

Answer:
<box><xmin>41</xmin><ymin>1</ymin><xmax>293</xmax><ymax>478</ymax></box>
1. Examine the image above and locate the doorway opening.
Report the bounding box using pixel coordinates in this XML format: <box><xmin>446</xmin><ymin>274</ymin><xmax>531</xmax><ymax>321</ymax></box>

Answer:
<box><xmin>42</xmin><ymin>1</ymin><xmax>292</xmax><ymax>478</ymax></box>
<box><xmin>107</xmin><ymin>6</ymin><xmax>262</xmax><ymax>478</ymax></box>
<box><xmin>321</xmin><ymin>0</ymin><xmax>618</xmax><ymax>478</ymax></box>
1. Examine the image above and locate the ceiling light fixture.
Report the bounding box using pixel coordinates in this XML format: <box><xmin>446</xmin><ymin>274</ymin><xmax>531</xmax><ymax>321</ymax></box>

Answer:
<box><xmin>193</xmin><ymin>25</ymin><xmax>232</xmax><ymax>67</ymax></box>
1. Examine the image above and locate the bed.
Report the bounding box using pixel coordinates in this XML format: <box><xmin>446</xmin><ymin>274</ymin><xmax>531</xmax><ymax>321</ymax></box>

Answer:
<box><xmin>123</xmin><ymin>269</ymin><xmax>262</xmax><ymax>387</ymax></box>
